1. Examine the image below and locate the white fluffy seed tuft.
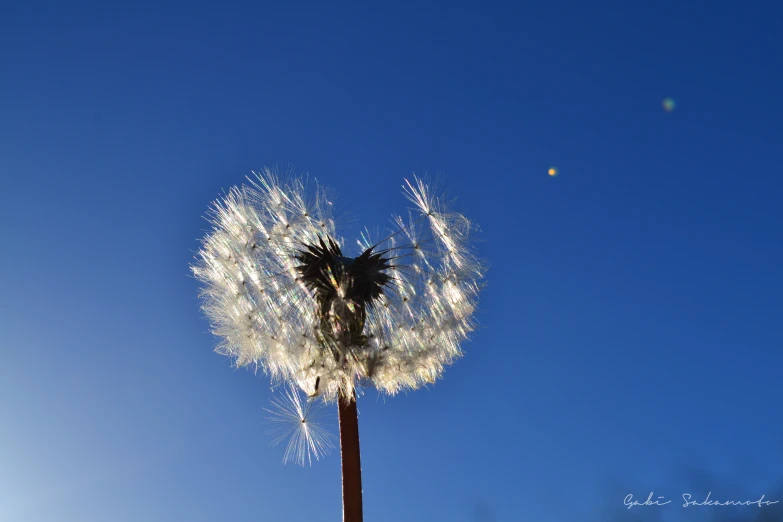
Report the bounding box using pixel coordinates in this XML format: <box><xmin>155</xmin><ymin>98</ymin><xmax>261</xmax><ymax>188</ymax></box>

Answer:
<box><xmin>193</xmin><ymin>167</ymin><xmax>485</xmax><ymax>402</ymax></box>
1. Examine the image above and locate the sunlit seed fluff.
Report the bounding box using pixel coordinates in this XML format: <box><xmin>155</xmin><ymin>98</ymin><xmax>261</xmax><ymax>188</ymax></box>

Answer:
<box><xmin>192</xmin><ymin>167</ymin><xmax>486</xmax><ymax>402</ymax></box>
<box><xmin>265</xmin><ymin>385</ymin><xmax>336</xmax><ymax>466</ymax></box>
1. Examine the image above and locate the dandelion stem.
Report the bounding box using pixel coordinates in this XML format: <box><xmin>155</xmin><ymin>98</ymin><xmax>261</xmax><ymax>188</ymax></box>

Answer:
<box><xmin>338</xmin><ymin>389</ymin><xmax>363</xmax><ymax>522</ymax></box>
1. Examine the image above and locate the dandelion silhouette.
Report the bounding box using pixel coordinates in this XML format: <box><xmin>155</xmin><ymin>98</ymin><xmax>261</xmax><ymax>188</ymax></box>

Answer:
<box><xmin>192</xmin><ymin>168</ymin><xmax>485</xmax><ymax>521</ymax></box>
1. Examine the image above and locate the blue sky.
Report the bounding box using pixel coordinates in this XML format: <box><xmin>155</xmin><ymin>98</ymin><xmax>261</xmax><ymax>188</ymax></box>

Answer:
<box><xmin>2</xmin><ymin>2</ymin><xmax>782</xmax><ymax>521</ymax></box>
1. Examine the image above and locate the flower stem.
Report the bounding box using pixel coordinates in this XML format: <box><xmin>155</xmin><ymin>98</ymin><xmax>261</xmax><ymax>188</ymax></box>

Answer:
<box><xmin>338</xmin><ymin>389</ymin><xmax>363</xmax><ymax>522</ymax></box>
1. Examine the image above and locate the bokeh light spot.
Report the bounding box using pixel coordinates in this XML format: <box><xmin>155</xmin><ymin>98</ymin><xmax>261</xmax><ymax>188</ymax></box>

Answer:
<box><xmin>662</xmin><ymin>97</ymin><xmax>675</xmax><ymax>112</ymax></box>
<box><xmin>548</xmin><ymin>167</ymin><xmax>558</xmax><ymax>177</ymax></box>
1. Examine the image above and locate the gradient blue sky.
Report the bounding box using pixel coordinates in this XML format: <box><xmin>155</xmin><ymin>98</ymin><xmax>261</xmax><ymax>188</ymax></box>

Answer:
<box><xmin>2</xmin><ymin>2</ymin><xmax>782</xmax><ymax>521</ymax></box>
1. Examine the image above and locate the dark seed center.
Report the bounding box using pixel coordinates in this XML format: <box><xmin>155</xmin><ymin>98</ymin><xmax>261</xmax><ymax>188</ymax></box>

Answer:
<box><xmin>294</xmin><ymin>235</ymin><xmax>392</xmax><ymax>347</ymax></box>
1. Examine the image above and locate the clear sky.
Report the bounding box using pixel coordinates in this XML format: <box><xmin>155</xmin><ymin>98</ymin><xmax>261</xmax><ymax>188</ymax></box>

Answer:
<box><xmin>2</xmin><ymin>2</ymin><xmax>782</xmax><ymax>521</ymax></box>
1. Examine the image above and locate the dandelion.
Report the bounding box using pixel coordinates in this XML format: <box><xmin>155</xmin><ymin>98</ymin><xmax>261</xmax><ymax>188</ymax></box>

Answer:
<box><xmin>265</xmin><ymin>385</ymin><xmax>336</xmax><ymax>466</ymax></box>
<box><xmin>192</xmin><ymin>168</ymin><xmax>485</xmax><ymax>521</ymax></box>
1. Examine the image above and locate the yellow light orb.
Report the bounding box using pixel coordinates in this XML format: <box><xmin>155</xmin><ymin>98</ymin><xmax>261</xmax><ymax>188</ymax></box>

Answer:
<box><xmin>548</xmin><ymin>167</ymin><xmax>557</xmax><ymax>177</ymax></box>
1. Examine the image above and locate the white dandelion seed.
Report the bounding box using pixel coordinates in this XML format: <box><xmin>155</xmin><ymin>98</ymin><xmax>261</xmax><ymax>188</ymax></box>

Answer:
<box><xmin>264</xmin><ymin>385</ymin><xmax>336</xmax><ymax>466</ymax></box>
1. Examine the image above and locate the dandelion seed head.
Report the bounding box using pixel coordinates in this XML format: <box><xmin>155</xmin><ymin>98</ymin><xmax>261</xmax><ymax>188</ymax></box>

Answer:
<box><xmin>193</xmin><ymin>167</ymin><xmax>486</xmax><ymax>402</ymax></box>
